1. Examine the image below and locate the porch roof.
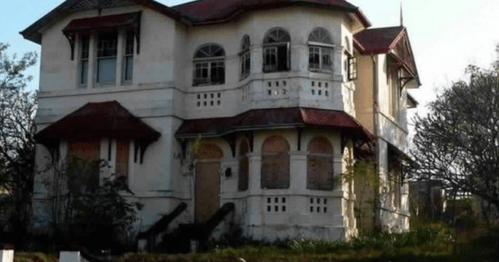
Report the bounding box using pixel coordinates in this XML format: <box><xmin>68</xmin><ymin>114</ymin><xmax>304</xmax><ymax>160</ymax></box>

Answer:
<box><xmin>35</xmin><ymin>101</ymin><xmax>161</xmax><ymax>143</ymax></box>
<box><xmin>176</xmin><ymin>107</ymin><xmax>374</xmax><ymax>142</ymax></box>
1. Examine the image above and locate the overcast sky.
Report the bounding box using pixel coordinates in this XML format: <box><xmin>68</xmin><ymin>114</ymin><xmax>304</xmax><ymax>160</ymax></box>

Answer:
<box><xmin>3</xmin><ymin>0</ymin><xmax>499</xmax><ymax>121</ymax></box>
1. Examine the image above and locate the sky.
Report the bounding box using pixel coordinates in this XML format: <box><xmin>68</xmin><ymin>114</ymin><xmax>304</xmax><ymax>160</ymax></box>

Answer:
<box><xmin>3</xmin><ymin>0</ymin><xmax>499</xmax><ymax>121</ymax></box>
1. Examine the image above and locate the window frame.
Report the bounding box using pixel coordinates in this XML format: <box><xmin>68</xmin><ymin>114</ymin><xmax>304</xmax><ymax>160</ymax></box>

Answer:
<box><xmin>193</xmin><ymin>44</ymin><xmax>226</xmax><ymax>86</ymax></box>
<box><xmin>263</xmin><ymin>28</ymin><xmax>291</xmax><ymax>73</ymax></box>
<box><xmin>308</xmin><ymin>28</ymin><xmax>334</xmax><ymax>73</ymax></box>
<box><xmin>240</xmin><ymin>35</ymin><xmax>251</xmax><ymax>80</ymax></box>
<box><xmin>122</xmin><ymin>30</ymin><xmax>135</xmax><ymax>83</ymax></box>
<box><xmin>95</xmin><ymin>31</ymin><xmax>119</xmax><ymax>84</ymax></box>
<box><xmin>78</xmin><ymin>34</ymin><xmax>90</xmax><ymax>86</ymax></box>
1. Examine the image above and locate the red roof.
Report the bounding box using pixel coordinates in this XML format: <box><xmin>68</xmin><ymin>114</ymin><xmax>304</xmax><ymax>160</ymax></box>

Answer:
<box><xmin>176</xmin><ymin>107</ymin><xmax>374</xmax><ymax>142</ymax></box>
<box><xmin>35</xmin><ymin>101</ymin><xmax>161</xmax><ymax>143</ymax></box>
<box><xmin>173</xmin><ymin>0</ymin><xmax>369</xmax><ymax>26</ymax></box>
<box><xmin>354</xmin><ymin>26</ymin><xmax>404</xmax><ymax>55</ymax></box>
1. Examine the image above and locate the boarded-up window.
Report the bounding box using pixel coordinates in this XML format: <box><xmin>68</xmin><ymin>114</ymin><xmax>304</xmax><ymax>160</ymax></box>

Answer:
<box><xmin>68</xmin><ymin>139</ymin><xmax>101</xmax><ymax>192</ymax></box>
<box><xmin>307</xmin><ymin>136</ymin><xmax>334</xmax><ymax>190</ymax></box>
<box><xmin>238</xmin><ymin>140</ymin><xmax>250</xmax><ymax>191</ymax></box>
<box><xmin>115</xmin><ymin>139</ymin><xmax>129</xmax><ymax>179</ymax></box>
<box><xmin>261</xmin><ymin>135</ymin><xmax>290</xmax><ymax>189</ymax></box>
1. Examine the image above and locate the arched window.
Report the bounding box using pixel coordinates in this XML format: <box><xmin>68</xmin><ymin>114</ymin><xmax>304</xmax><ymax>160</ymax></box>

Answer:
<box><xmin>261</xmin><ymin>135</ymin><xmax>290</xmax><ymax>189</ymax></box>
<box><xmin>263</xmin><ymin>28</ymin><xmax>290</xmax><ymax>73</ymax></box>
<box><xmin>240</xmin><ymin>35</ymin><xmax>251</xmax><ymax>79</ymax></box>
<box><xmin>193</xmin><ymin>44</ymin><xmax>225</xmax><ymax>86</ymax></box>
<box><xmin>307</xmin><ymin>136</ymin><xmax>334</xmax><ymax>190</ymax></box>
<box><xmin>308</xmin><ymin>28</ymin><xmax>333</xmax><ymax>72</ymax></box>
<box><xmin>238</xmin><ymin>139</ymin><xmax>250</xmax><ymax>191</ymax></box>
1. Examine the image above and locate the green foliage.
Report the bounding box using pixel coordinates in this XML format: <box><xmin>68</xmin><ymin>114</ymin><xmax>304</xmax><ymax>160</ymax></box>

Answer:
<box><xmin>412</xmin><ymin>47</ymin><xmax>499</xmax><ymax>212</ymax></box>
<box><xmin>14</xmin><ymin>253</ymin><xmax>57</xmax><ymax>262</ymax></box>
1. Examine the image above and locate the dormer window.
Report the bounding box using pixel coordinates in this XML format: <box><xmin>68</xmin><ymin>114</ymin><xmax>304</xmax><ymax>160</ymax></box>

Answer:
<box><xmin>263</xmin><ymin>28</ymin><xmax>290</xmax><ymax>73</ymax></box>
<box><xmin>240</xmin><ymin>35</ymin><xmax>251</xmax><ymax>80</ymax></box>
<box><xmin>193</xmin><ymin>44</ymin><xmax>225</xmax><ymax>86</ymax></box>
<box><xmin>308</xmin><ymin>28</ymin><xmax>333</xmax><ymax>72</ymax></box>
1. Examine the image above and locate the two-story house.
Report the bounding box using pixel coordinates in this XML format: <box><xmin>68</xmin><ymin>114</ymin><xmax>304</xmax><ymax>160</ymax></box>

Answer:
<box><xmin>21</xmin><ymin>0</ymin><xmax>419</xmax><ymax>245</ymax></box>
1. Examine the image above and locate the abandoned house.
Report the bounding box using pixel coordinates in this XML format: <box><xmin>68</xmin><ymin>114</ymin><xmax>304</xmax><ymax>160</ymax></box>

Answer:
<box><xmin>21</xmin><ymin>0</ymin><xmax>420</xmax><ymax>246</ymax></box>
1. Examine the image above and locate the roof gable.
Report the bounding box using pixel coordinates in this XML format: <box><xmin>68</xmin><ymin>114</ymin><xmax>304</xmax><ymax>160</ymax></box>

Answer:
<box><xmin>354</xmin><ymin>26</ymin><xmax>420</xmax><ymax>86</ymax></box>
<box><xmin>20</xmin><ymin>0</ymin><xmax>182</xmax><ymax>44</ymax></box>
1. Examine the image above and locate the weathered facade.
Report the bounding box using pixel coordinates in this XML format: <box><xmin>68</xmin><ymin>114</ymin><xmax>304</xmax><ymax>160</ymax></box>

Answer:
<box><xmin>22</xmin><ymin>0</ymin><xmax>419</xmax><ymax>245</ymax></box>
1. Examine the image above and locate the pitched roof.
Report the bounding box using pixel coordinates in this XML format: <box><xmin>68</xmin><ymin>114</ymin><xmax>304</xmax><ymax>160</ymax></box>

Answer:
<box><xmin>353</xmin><ymin>26</ymin><xmax>404</xmax><ymax>55</ymax></box>
<box><xmin>21</xmin><ymin>0</ymin><xmax>370</xmax><ymax>44</ymax></box>
<box><xmin>172</xmin><ymin>0</ymin><xmax>370</xmax><ymax>26</ymax></box>
<box><xmin>176</xmin><ymin>107</ymin><xmax>374</xmax><ymax>143</ymax></box>
<box><xmin>354</xmin><ymin>26</ymin><xmax>421</xmax><ymax>86</ymax></box>
<box><xmin>35</xmin><ymin>101</ymin><xmax>161</xmax><ymax>143</ymax></box>
<box><xmin>20</xmin><ymin>0</ymin><xmax>182</xmax><ymax>44</ymax></box>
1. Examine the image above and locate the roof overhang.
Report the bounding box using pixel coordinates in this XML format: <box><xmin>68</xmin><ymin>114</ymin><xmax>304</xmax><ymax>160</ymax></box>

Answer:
<box><xmin>20</xmin><ymin>0</ymin><xmax>184</xmax><ymax>44</ymax></box>
<box><xmin>35</xmin><ymin>101</ymin><xmax>161</xmax><ymax>144</ymax></box>
<box><xmin>176</xmin><ymin>107</ymin><xmax>374</xmax><ymax>144</ymax></box>
<box><xmin>407</xmin><ymin>93</ymin><xmax>418</xmax><ymax>109</ymax></box>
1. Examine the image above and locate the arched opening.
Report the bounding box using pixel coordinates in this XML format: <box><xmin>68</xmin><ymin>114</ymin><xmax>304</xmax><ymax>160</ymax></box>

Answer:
<box><xmin>261</xmin><ymin>135</ymin><xmax>290</xmax><ymax>189</ymax></box>
<box><xmin>263</xmin><ymin>28</ymin><xmax>290</xmax><ymax>72</ymax></box>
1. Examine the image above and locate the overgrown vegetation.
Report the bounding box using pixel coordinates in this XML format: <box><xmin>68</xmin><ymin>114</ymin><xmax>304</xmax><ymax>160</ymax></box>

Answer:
<box><xmin>116</xmin><ymin>222</ymin><xmax>497</xmax><ymax>262</ymax></box>
<box><xmin>38</xmin><ymin>158</ymin><xmax>142</xmax><ymax>253</ymax></box>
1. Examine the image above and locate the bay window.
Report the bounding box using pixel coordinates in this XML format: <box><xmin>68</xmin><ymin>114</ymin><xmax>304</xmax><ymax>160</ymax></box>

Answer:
<box><xmin>263</xmin><ymin>28</ymin><xmax>290</xmax><ymax>73</ymax></box>
<box><xmin>193</xmin><ymin>44</ymin><xmax>225</xmax><ymax>86</ymax></box>
<box><xmin>308</xmin><ymin>28</ymin><xmax>333</xmax><ymax>72</ymax></box>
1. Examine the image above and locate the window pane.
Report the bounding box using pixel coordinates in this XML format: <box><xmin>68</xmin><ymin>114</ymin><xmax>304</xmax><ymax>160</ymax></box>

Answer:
<box><xmin>211</xmin><ymin>61</ymin><xmax>225</xmax><ymax>84</ymax></box>
<box><xmin>321</xmin><ymin>48</ymin><xmax>332</xmax><ymax>70</ymax></box>
<box><xmin>80</xmin><ymin>60</ymin><xmax>88</xmax><ymax>85</ymax></box>
<box><xmin>125</xmin><ymin>31</ymin><xmax>134</xmax><ymax>55</ymax></box>
<box><xmin>124</xmin><ymin>56</ymin><xmax>133</xmax><ymax>81</ymax></box>
<box><xmin>263</xmin><ymin>47</ymin><xmax>277</xmax><ymax>72</ymax></box>
<box><xmin>97</xmin><ymin>32</ymin><xmax>118</xmax><ymax>57</ymax></box>
<box><xmin>97</xmin><ymin>58</ymin><xmax>117</xmax><ymax>83</ymax></box>
<box><xmin>309</xmin><ymin>47</ymin><xmax>320</xmax><ymax>69</ymax></box>
<box><xmin>194</xmin><ymin>62</ymin><xmax>209</xmax><ymax>85</ymax></box>
<box><xmin>81</xmin><ymin>35</ymin><xmax>90</xmax><ymax>59</ymax></box>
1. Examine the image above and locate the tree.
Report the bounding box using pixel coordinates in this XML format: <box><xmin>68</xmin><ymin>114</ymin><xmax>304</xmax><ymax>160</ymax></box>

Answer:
<box><xmin>412</xmin><ymin>56</ymin><xmax>499</xmax><ymax>214</ymax></box>
<box><xmin>0</xmin><ymin>42</ymin><xmax>37</xmax><ymax>243</ymax></box>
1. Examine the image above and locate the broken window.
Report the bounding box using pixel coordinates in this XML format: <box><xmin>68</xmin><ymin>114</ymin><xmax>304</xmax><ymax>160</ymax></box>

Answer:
<box><xmin>240</xmin><ymin>35</ymin><xmax>251</xmax><ymax>79</ymax></box>
<box><xmin>261</xmin><ymin>135</ymin><xmax>290</xmax><ymax>189</ymax></box>
<box><xmin>263</xmin><ymin>28</ymin><xmax>290</xmax><ymax>73</ymax></box>
<box><xmin>308</xmin><ymin>28</ymin><xmax>333</xmax><ymax>72</ymax></box>
<box><xmin>193</xmin><ymin>44</ymin><xmax>225</xmax><ymax>86</ymax></box>
<box><xmin>307</xmin><ymin>136</ymin><xmax>334</xmax><ymax>190</ymax></box>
